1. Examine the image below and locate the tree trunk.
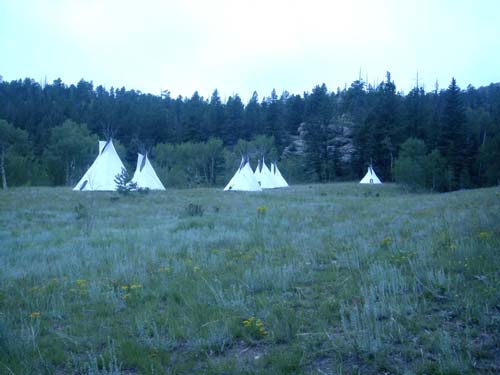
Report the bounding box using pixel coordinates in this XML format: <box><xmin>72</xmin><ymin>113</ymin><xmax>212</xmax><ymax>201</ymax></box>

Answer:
<box><xmin>1</xmin><ymin>145</ymin><xmax>7</xmax><ymax>190</ymax></box>
<box><xmin>211</xmin><ymin>157</ymin><xmax>215</xmax><ymax>185</ymax></box>
<box><xmin>66</xmin><ymin>160</ymin><xmax>70</xmax><ymax>186</ymax></box>
<box><xmin>478</xmin><ymin>130</ymin><xmax>487</xmax><ymax>179</ymax></box>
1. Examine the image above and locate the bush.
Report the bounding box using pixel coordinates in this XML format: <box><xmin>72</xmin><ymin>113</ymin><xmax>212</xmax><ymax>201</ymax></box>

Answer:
<box><xmin>114</xmin><ymin>168</ymin><xmax>137</xmax><ymax>195</ymax></box>
<box><xmin>185</xmin><ymin>203</ymin><xmax>204</xmax><ymax>217</ymax></box>
<box><xmin>394</xmin><ymin>138</ymin><xmax>449</xmax><ymax>191</ymax></box>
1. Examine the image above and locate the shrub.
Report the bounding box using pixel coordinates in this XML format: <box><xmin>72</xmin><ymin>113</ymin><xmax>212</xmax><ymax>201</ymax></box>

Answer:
<box><xmin>186</xmin><ymin>203</ymin><xmax>204</xmax><ymax>217</ymax></box>
<box><xmin>114</xmin><ymin>168</ymin><xmax>137</xmax><ymax>195</ymax></box>
<box><xmin>394</xmin><ymin>138</ymin><xmax>449</xmax><ymax>191</ymax></box>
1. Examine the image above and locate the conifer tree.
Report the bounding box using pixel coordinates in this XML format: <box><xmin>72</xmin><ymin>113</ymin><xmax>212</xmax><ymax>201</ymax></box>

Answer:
<box><xmin>439</xmin><ymin>78</ymin><xmax>466</xmax><ymax>188</ymax></box>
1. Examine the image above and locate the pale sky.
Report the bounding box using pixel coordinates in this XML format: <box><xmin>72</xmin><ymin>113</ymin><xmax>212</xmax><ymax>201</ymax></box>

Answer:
<box><xmin>1</xmin><ymin>0</ymin><xmax>499</xmax><ymax>101</ymax></box>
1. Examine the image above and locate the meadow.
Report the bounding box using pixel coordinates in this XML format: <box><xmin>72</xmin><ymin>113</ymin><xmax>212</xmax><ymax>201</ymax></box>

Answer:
<box><xmin>0</xmin><ymin>183</ymin><xmax>499</xmax><ymax>374</ymax></box>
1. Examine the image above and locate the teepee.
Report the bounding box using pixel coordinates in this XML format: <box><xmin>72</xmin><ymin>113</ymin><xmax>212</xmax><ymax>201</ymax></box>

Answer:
<box><xmin>254</xmin><ymin>158</ymin><xmax>277</xmax><ymax>189</ymax></box>
<box><xmin>271</xmin><ymin>162</ymin><xmax>289</xmax><ymax>188</ymax></box>
<box><xmin>131</xmin><ymin>153</ymin><xmax>165</xmax><ymax>190</ymax></box>
<box><xmin>74</xmin><ymin>139</ymin><xmax>126</xmax><ymax>191</ymax></box>
<box><xmin>359</xmin><ymin>166</ymin><xmax>382</xmax><ymax>184</ymax></box>
<box><xmin>224</xmin><ymin>158</ymin><xmax>262</xmax><ymax>191</ymax></box>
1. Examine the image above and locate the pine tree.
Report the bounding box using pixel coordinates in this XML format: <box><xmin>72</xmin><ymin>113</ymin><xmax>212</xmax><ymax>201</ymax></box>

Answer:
<box><xmin>263</xmin><ymin>89</ymin><xmax>286</xmax><ymax>151</ymax></box>
<box><xmin>181</xmin><ymin>92</ymin><xmax>207</xmax><ymax>142</ymax></box>
<box><xmin>207</xmin><ymin>90</ymin><xmax>225</xmax><ymax>139</ymax></box>
<box><xmin>439</xmin><ymin>78</ymin><xmax>466</xmax><ymax>188</ymax></box>
<box><xmin>244</xmin><ymin>92</ymin><xmax>262</xmax><ymax>139</ymax></box>
<box><xmin>303</xmin><ymin>84</ymin><xmax>334</xmax><ymax>181</ymax></box>
<box><xmin>361</xmin><ymin>72</ymin><xmax>400</xmax><ymax>181</ymax></box>
<box><xmin>223</xmin><ymin>95</ymin><xmax>244</xmax><ymax>145</ymax></box>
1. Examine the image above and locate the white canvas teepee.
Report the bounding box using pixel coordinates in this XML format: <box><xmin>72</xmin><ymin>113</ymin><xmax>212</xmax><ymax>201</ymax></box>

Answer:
<box><xmin>359</xmin><ymin>166</ymin><xmax>382</xmax><ymax>184</ymax></box>
<box><xmin>131</xmin><ymin>153</ymin><xmax>165</xmax><ymax>190</ymax></box>
<box><xmin>224</xmin><ymin>158</ymin><xmax>262</xmax><ymax>191</ymax></box>
<box><xmin>254</xmin><ymin>158</ymin><xmax>279</xmax><ymax>189</ymax></box>
<box><xmin>271</xmin><ymin>162</ymin><xmax>289</xmax><ymax>187</ymax></box>
<box><xmin>74</xmin><ymin>140</ymin><xmax>126</xmax><ymax>191</ymax></box>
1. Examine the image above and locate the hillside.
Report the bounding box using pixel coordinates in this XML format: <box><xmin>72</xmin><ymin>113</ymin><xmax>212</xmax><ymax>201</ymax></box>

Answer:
<box><xmin>1</xmin><ymin>184</ymin><xmax>499</xmax><ymax>374</ymax></box>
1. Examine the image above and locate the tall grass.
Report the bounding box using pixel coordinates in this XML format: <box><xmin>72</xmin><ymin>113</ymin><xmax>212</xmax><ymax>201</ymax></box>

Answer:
<box><xmin>0</xmin><ymin>184</ymin><xmax>499</xmax><ymax>374</ymax></box>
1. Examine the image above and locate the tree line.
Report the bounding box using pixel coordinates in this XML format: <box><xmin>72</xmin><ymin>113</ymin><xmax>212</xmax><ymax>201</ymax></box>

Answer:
<box><xmin>0</xmin><ymin>73</ymin><xmax>499</xmax><ymax>190</ymax></box>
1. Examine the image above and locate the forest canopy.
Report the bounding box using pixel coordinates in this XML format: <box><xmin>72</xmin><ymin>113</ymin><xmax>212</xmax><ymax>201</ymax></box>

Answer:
<box><xmin>0</xmin><ymin>73</ymin><xmax>499</xmax><ymax>190</ymax></box>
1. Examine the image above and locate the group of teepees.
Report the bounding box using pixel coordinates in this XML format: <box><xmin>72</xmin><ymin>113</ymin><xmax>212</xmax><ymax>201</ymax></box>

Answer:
<box><xmin>74</xmin><ymin>139</ymin><xmax>380</xmax><ymax>192</ymax></box>
<box><xmin>74</xmin><ymin>139</ymin><xmax>165</xmax><ymax>191</ymax></box>
<box><xmin>223</xmin><ymin>158</ymin><xmax>381</xmax><ymax>191</ymax></box>
<box><xmin>224</xmin><ymin>157</ymin><xmax>289</xmax><ymax>192</ymax></box>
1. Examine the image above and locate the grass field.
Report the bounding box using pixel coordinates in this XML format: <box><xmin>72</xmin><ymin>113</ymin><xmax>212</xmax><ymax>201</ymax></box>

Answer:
<box><xmin>1</xmin><ymin>183</ymin><xmax>499</xmax><ymax>374</ymax></box>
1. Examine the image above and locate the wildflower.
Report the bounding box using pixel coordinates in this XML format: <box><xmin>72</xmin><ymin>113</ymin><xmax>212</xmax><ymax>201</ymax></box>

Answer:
<box><xmin>29</xmin><ymin>311</ymin><xmax>41</xmax><ymax>319</ymax></box>
<box><xmin>380</xmin><ymin>236</ymin><xmax>392</xmax><ymax>248</ymax></box>
<box><xmin>121</xmin><ymin>285</ymin><xmax>129</xmax><ymax>291</ymax></box>
<box><xmin>159</xmin><ymin>266</ymin><xmax>171</xmax><ymax>273</ymax></box>
<box><xmin>478</xmin><ymin>231</ymin><xmax>492</xmax><ymax>239</ymax></box>
<box><xmin>243</xmin><ymin>316</ymin><xmax>255</xmax><ymax>327</ymax></box>
<box><xmin>243</xmin><ymin>317</ymin><xmax>267</xmax><ymax>338</ymax></box>
<box><xmin>130</xmin><ymin>283</ymin><xmax>142</xmax><ymax>290</ymax></box>
<box><xmin>76</xmin><ymin>279</ymin><xmax>87</xmax><ymax>288</ymax></box>
<box><xmin>193</xmin><ymin>266</ymin><xmax>200</xmax><ymax>272</ymax></box>
<box><xmin>256</xmin><ymin>205</ymin><xmax>268</xmax><ymax>217</ymax></box>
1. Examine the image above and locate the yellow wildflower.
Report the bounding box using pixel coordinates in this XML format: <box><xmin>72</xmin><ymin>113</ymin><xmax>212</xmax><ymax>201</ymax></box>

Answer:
<box><xmin>76</xmin><ymin>279</ymin><xmax>87</xmax><ymax>288</ymax></box>
<box><xmin>478</xmin><ymin>231</ymin><xmax>492</xmax><ymax>239</ymax></box>
<box><xmin>256</xmin><ymin>205</ymin><xmax>268</xmax><ymax>216</ymax></box>
<box><xmin>243</xmin><ymin>317</ymin><xmax>267</xmax><ymax>338</ymax></box>
<box><xmin>380</xmin><ymin>236</ymin><xmax>392</xmax><ymax>248</ymax></box>
<box><xmin>29</xmin><ymin>311</ymin><xmax>41</xmax><ymax>319</ymax></box>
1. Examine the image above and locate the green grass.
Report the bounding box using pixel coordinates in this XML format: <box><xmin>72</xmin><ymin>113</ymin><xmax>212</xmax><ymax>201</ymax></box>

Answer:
<box><xmin>0</xmin><ymin>183</ymin><xmax>499</xmax><ymax>374</ymax></box>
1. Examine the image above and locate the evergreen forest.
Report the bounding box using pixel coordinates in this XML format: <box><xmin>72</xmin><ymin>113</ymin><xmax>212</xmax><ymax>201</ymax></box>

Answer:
<box><xmin>1</xmin><ymin>73</ymin><xmax>499</xmax><ymax>191</ymax></box>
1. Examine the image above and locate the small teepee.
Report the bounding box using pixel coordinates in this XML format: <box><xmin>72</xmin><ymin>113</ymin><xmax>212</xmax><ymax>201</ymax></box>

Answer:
<box><xmin>359</xmin><ymin>166</ymin><xmax>382</xmax><ymax>184</ymax></box>
<box><xmin>224</xmin><ymin>157</ymin><xmax>262</xmax><ymax>191</ymax></box>
<box><xmin>74</xmin><ymin>139</ymin><xmax>126</xmax><ymax>191</ymax></box>
<box><xmin>131</xmin><ymin>153</ymin><xmax>165</xmax><ymax>190</ymax></box>
<box><xmin>271</xmin><ymin>162</ymin><xmax>289</xmax><ymax>188</ymax></box>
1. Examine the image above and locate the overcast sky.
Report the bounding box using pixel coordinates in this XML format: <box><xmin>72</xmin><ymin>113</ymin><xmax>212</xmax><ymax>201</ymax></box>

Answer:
<box><xmin>1</xmin><ymin>0</ymin><xmax>499</xmax><ymax>101</ymax></box>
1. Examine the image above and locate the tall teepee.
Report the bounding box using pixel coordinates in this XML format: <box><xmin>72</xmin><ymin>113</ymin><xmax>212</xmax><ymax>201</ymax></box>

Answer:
<box><xmin>131</xmin><ymin>153</ymin><xmax>165</xmax><ymax>190</ymax></box>
<box><xmin>74</xmin><ymin>139</ymin><xmax>126</xmax><ymax>191</ymax></box>
<box><xmin>255</xmin><ymin>158</ymin><xmax>280</xmax><ymax>189</ymax></box>
<box><xmin>359</xmin><ymin>165</ymin><xmax>382</xmax><ymax>184</ymax></box>
<box><xmin>271</xmin><ymin>162</ymin><xmax>289</xmax><ymax>188</ymax></box>
<box><xmin>224</xmin><ymin>157</ymin><xmax>262</xmax><ymax>191</ymax></box>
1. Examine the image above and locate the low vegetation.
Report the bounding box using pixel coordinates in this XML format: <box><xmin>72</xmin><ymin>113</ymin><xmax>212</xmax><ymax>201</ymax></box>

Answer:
<box><xmin>1</xmin><ymin>184</ymin><xmax>499</xmax><ymax>374</ymax></box>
